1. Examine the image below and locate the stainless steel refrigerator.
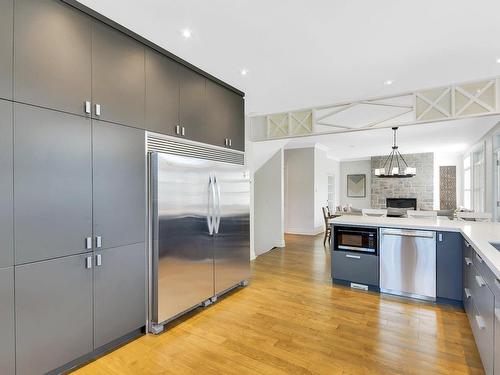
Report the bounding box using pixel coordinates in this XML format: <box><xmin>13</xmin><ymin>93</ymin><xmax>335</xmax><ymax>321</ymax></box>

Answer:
<box><xmin>148</xmin><ymin>151</ymin><xmax>250</xmax><ymax>333</ymax></box>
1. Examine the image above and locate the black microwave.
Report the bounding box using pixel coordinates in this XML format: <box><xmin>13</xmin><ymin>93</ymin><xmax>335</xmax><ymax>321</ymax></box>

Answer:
<box><xmin>333</xmin><ymin>225</ymin><xmax>378</xmax><ymax>254</ymax></box>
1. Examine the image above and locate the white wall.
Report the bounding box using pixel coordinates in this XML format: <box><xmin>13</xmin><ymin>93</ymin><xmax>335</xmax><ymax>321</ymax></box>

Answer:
<box><xmin>433</xmin><ymin>152</ymin><xmax>463</xmax><ymax>209</ymax></box>
<box><xmin>339</xmin><ymin>159</ymin><xmax>371</xmax><ymax>209</ymax></box>
<box><xmin>314</xmin><ymin>147</ymin><xmax>340</xmax><ymax>231</ymax></box>
<box><xmin>254</xmin><ymin>150</ymin><xmax>285</xmax><ymax>256</ymax></box>
<box><xmin>284</xmin><ymin>148</ymin><xmax>316</xmax><ymax>234</ymax></box>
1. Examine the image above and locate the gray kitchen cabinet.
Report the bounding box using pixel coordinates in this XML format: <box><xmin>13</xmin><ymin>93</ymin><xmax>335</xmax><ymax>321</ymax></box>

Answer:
<box><xmin>0</xmin><ymin>267</ymin><xmax>15</xmax><ymax>375</ymax></box>
<box><xmin>92</xmin><ymin>21</ymin><xmax>145</xmax><ymax>128</ymax></box>
<box><xmin>14</xmin><ymin>104</ymin><xmax>92</xmax><ymax>264</ymax></box>
<box><xmin>145</xmin><ymin>49</ymin><xmax>180</xmax><ymax>136</ymax></box>
<box><xmin>14</xmin><ymin>0</ymin><xmax>92</xmax><ymax>116</ymax></box>
<box><xmin>494</xmin><ymin>292</ymin><xmax>500</xmax><ymax>375</ymax></box>
<box><xmin>179</xmin><ymin>65</ymin><xmax>206</xmax><ymax>142</ymax></box>
<box><xmin>94</xmin><ymin>242</ymin><xmax>146</xmax><ymax>348</ymax></box>
<box><xmin>436</xmin><ymin>231</ymin><xmax>462</xmax><ymax>301</ymax></box>
<box><xmin>92</xmin><ymin>120</ymin><xmax>145</xmax><ymax>250</ymax></box>
<box><xmin>15</xmin><ymin>253</ymin><xmax>94</xmax><ymax>375</ymax></box>
<box><xmin>0</xmin><ymin>101</ymin><xmax>13</xmax><ymax>268</ymax></box>
<box><xmin>0</xmin><ymin>0</ymin><xmax>13</xmax><ymax>99</ymax></box>
<box><xmin>206</xmin><ymin>80</ymin><xmax>245</xmax><ymax>151</ymax></box>
<box><xmin>332</xmin><ymin>251</ymin><xmax>379</xmax><ymax>287</ymax></box>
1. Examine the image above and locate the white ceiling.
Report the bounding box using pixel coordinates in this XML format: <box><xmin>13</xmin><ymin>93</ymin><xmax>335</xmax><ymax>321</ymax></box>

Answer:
<box><xmin>285</xmin><ymin>116</ymin><xmax>500</xmax><ymax>160</ymax></box>
<box><xmin>77</xmin><ymin>0</ymin><xmax>500</xmax><ymax>115</ymax></box>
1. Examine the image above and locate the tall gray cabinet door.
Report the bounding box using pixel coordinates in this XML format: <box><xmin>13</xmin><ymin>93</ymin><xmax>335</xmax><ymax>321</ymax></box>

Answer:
<box><xmin>0</xmin><ymin>0</ymin><xmax>13</xmax><ymax>100</ymax></box>
<box><xmin>0</xmin><ymin>101</ymin><xmax>13</xmax><ymax>267</ymax></box>
<box><xmin>436</xmin><ymin>231</ymin><xmax>462</xmax><ymax>301</ymax></box>
<box><xmin>92</xmin><ymin>22</ymin><xmax>145</xmax><ymax>128</ymax></box>
<box><xmin>94</xmin><ymin>243</ymin><xmax>146</xmax><ymax>348</ymax></box>
<box><xmin>14</xmin><ymin>0</ymin><xmax>92</xmax><ymax>115</ymax></box>
<box><xmin>145</xmin><ymin>49</ymin><xmax>179</xmax><ymax>136</ymax></box>
<box><xmin>93</xmin><ymin>121</ymin><xmax>145</xmax><ymax>250</ymax></box>
<box><xmin>15</xmin><ymin>253</ymin><xmax>93</xmax><ymax>375</ymax></box>
<box><xmin>206</xmin><ymin>80</ymin><xmax>245</xmax><ymax>150</ymax></box>
<box><xmin>179</xmin><ymin>66</ymin><xmax>206</xmax><ymax>142</ymax></box>
<box><xmin>14</xmin><ymin>104</ymin><xmax>92</xmax><ymax>264</ymax></box>
<box><xmin>0</xmin><ymin>267</ymin><xmax>15</xmax><ymax>375</ymax></box>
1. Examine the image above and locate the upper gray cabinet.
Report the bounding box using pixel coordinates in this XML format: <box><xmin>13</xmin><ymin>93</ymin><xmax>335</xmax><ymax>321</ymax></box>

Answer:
<box><xmin>0</xmin><ymin>0</ymin><xmax>13</xmax><ymax>100</ymax></box>
<box><xmin>92</xmin><ymin>22</ymin><xmax>145</xmax><ymax>128</ymax></box>
<box><xmin>145</xmin><ymin>49</ymin><xmax>179</xmax><ymax>136</ymax></box>
<box><xmin>14</xmin><ymin>104</ymin><xmax>92</xmax><ymax>264</ymax></box>
<box><xmin>206</xmin><ymin>80</ymin><xmax>245</xmax><ymax>151</ymax></box>
<box><xmin>14</xmin><ymin>0</ymin><xmax>92</xmax><ymax>116</ymax></box>
<box><xmin>179</xmin><ymin>66</ymin><xmax>206</xmax><ymax>142</ymax></box>
<box><xmin>0</xmin><ymin>101</ymin><xmax>13</xmax><ymax>268</ymax></box>
<box><xmin>92</xmin><ymin>120</ymin><xmax>145</xmax><ymax>250</ymax></box>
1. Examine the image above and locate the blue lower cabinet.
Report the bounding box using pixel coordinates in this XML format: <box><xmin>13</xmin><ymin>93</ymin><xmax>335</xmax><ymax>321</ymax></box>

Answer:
<box><xmin>332</xmin><ymin>251</ymin><xmax>378</xmax><ymax>287</ymax></box>
<box><xmin>436</xmin><ymin>232</ymin><xmax>462</xmax><ymax>302</ymax></box>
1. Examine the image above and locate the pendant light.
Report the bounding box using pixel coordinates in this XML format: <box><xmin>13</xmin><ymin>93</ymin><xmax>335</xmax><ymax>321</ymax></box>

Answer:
<box><xmin>374</xmin><ymin>127</ymin><xmax>416</xmax><ymax>178</ymax></box>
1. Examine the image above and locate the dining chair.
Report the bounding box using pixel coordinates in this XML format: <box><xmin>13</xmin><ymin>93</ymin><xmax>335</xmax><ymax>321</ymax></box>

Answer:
<box><xmin>322</xmin><ymin>206</ymin><xmax>332</xmax><ymax>245</ymax></box>
<box><xmin>456</xmin><ymin>212</ymin><xmax>492</xmax><ymax>222</ymax></box>
<box><xmin>406</xmin><ymin>210</ymin><xmax>438</xmax><ymax>219</ymax></box>
<box><xmin>361</xmin><ymin>209</ymin><xmax>387</xmax><ymax>217</ymax></box>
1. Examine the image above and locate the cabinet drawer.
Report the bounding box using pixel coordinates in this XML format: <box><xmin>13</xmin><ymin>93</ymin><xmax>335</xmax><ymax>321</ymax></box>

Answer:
<box><xmin>468</xmin><ymin>298</ymin><xmax>494</xmax><ymax>375</ymax></box>
<box><xmin>332</xmin><ymin>251</ymin><xmax>378</xmax><ymax>287</ymax></box>
<box><xmin>473</xmin><ymin>250</ymin><xmax>500</xmax><ymax>298</ymax></box>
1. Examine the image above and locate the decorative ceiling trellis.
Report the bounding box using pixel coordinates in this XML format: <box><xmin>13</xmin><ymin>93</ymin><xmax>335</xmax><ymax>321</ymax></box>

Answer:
<box><xmin>251</xmin><ymin>77</ymin><xmax>500</xmax><ymax>141</ymax></box>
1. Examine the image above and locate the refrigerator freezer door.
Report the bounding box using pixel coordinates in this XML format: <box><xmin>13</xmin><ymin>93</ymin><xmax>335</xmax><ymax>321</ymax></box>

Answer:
<box><xmin>213</xmin><ymin>166</ymin><xmax>250</xmax><ymax>294</ymax></box>
<box><xmin>151</xmin><ymin>153</ymin><xmax>215</xmax><ymax>324</ymax></box>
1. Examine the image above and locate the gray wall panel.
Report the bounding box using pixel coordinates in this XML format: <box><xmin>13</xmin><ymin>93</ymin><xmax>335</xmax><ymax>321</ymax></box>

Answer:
<box><xmin>15</xmin><ymin>253</ymin><xmax>93</xmax><ymax>375</ymax></box>
<box><xmin>0</xmin><ymin>267</ymin><xmax>15</xmax><ymax>375</ymax></box>
<box><xmin>0</xmin><ymin>0</ymin><xmax>13</xmax><ymax>100</ymax></box>
<box><xmin>0</xmin><ymin>100</ymin><xmax>13</xmax><ymax>267</ymax></box>
<box><xmin>14</xmin><ymin>104</ymin><xmax>92</xmax><ymax>264</ymax></box>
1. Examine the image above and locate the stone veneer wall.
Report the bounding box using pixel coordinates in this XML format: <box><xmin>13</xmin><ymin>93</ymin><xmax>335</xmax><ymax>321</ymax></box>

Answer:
<box><xmin>371</xmin><ymin>152</ymin><xmax>434</xmax><ymax>209</ymax></box>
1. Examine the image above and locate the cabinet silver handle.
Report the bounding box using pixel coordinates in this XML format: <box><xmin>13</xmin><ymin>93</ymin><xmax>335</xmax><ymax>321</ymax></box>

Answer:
<box><xmin>85</xmin><ymin>256</ymin><xmax>92</xmax><ymax>269</ymax></box>
<box><xmin>96</xmin><ymin>253</ymin><xmax>102</xmax><ymax>267</ymax></box>
<box><xmin>464</xmin><ymin>257</ymin><xmax>472</xmax><ymax>266</ymax></box>
<box><xmin>84</xmin><ymin>101</ymin><xmax>91</xmax><ymax>114</ymax></box>
<box><xmin>96</xmin><ymin>235</ymin><xmax>102</xmax><ymax>249</ymax></box>
<box><xmin>475</xmin><ymin>275</ymin><xmax>486</xmax><ymax>287</ymax></box>
<box><xmin>181</xmin><ymin>127</ymin><xmax>185</xmax><ymax>136</ymax></box>
<box><xmin>438</xmin><ymin>233</ymin><xmax>443</xmax><ymax>242</ymax></box>
<box><xmin>475</xmin><ymin>315</ymin><xmax>486</xmax><ymax>330</ymax></box>
<box><xmin>175</xmin><ymin>125</ymin><xmax>180</xmax><ymax>135</ymax></box>
<box><xmin>228</xmin><ymin>139</ymin><xmax>232</xmax><ymax>147</ymax></box>
<box><xmin>224</xmin><ymin>138</ymin><xmax>228</xmax><ymax>146</ymax></box>
<box><xmin>85</xmin><ymin>237</ymin><xmax>92</xmax><ymax>250</ymax></box>
<box><xmin>464</xmin><ymin>288</ymin><xmax>471</xmax><ymax>299</ymax></box>
<box><xmin>465</xmin><ymin>241</ymin><xmax>470</xmax><ymax>248</ymax></box>
<box><xmin>346</xmin><ymin>254</ymin><xmax>361</xmax><ymax>259</ymax></box>
<box><xmin>95</xmin><ymin>103</ymin><xmax>101</xmax><ymax>116</ymax></box>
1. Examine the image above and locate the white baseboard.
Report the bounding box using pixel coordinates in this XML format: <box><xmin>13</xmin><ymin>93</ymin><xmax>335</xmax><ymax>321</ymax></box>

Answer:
<box><xmin>285</xmin><ymin>226</ymin><xmax>324</xmax><ymax>236</ymax></box>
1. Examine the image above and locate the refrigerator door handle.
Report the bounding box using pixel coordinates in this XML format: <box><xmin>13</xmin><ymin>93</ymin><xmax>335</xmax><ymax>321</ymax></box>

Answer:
<box><xmin>207</xmin><ymin>175</ymin><xmax>215</xmax><ymax>235</ymax></box>
<box><xmin>214</xmin><ymin>176</ymin><xmax>221</xmax><ymax>234</ymax></box>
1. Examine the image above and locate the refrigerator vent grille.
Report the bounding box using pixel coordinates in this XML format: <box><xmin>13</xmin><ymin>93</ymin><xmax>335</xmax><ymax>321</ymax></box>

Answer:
<box><xmin>147</xmin><ymin>134</ymin><xmax>244</xmax><ymax>165</ymax></box>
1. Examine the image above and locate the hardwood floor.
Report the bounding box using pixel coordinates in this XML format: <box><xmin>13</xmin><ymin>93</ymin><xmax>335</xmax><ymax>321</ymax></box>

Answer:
<box><xmin>74</xmin><ymin>234</ymin><xmax>484</xmax><ymax>374</ymax></box>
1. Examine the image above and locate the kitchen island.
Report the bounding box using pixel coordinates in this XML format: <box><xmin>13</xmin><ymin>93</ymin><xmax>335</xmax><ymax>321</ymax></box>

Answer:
<box><xmin>330</xmin><ymin>216</ymin><xmax>500</xmax><ymax>375</ymax></box>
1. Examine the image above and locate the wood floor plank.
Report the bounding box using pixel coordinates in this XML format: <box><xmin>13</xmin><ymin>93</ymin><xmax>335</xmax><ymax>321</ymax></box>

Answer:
<box><xmin>73</xmin><ymin>233</ymin><xmax>484</xmax><ymax>374</ymax></box>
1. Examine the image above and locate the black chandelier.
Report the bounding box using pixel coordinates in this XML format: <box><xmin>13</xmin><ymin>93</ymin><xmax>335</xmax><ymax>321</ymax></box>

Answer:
<box><xmin>374</xmin><ymin>127</ymin><xmax>416</xmax><ymax>178</ymax></box>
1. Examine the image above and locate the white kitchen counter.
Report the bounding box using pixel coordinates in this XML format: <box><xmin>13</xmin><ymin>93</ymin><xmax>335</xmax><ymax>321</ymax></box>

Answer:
<box><xmin>331</xmin><ymin>216</ymin><xmax>500</xmax><ymax>279</ymax></box>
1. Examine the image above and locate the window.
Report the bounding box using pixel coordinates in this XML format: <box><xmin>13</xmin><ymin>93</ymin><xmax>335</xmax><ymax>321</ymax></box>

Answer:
<box><xmin>472</xmin><ymin>145</ymin><xmax>485</xmax><ymax>212</ymax></box>
<box><xmin>327</xmin><ymin>174</ymin><xmax>335</xmax><ymax>212</ymax></box>
<box><xmin>463</xmin><ymin>155</ymin><xmax>471</xmax><ymax>210</ymax></box>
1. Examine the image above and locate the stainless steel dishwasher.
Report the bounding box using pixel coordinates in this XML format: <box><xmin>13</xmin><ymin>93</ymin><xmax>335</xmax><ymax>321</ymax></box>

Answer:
<box><xmin>380</xmin><ymin>228</ymin><xmax>436</xmax><ymax>301</ymax></box>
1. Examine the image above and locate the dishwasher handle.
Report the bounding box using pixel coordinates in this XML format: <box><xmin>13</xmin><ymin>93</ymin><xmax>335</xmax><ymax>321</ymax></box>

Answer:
<box><xmin>381</xmin><ymin>228</ymin><xmax>435</xmax><ymax>239</ymax></box>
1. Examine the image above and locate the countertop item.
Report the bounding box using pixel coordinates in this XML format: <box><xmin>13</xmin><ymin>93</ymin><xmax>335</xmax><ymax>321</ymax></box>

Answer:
<box><xmin>331</xmin><ymin>216</ymin><xmax>500</xmax><ymax>280</ymax></box>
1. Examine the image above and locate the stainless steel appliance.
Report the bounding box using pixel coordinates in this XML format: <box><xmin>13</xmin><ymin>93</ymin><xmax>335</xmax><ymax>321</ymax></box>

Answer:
<box><xmin>333</xmin><ymin>226</ymin><xmax>378</xmax><ymax>254</ymax></box>
<box><xmin>380</xmin><ymin>228</ymin><xmax>436</xmax><ymax>300</ymax></box>
<box><xmin>149</xmin><ymin>150</ymin><xmax>250</xmax><ymax>333</ymax></box>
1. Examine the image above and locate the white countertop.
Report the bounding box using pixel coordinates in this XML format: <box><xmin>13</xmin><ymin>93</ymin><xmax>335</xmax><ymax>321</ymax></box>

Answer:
<box><xmin>331</xmin><ymin>216</ymin><xmax>500</xmax><ymax>279</ymax></box>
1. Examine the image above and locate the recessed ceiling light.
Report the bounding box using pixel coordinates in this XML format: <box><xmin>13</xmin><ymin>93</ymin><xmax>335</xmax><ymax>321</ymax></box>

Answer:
<box><xmin>240</xmin><ymin>69</ymin><xmax>249</xmax><ymax>76</ymax></box>
<box><xmin>384</xmin><ymin>80</ymin><xmax>394</xmax><ymax>86</ymax></box>
<box><xmin>496</xmin><ymin>57</ymin><xmax>500</xmax><ymax>64</ymax></box>
<box><xmin>181</xmin><ymin>28</ymin><xmax>192</xmax><ymax>39</ymax></box>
